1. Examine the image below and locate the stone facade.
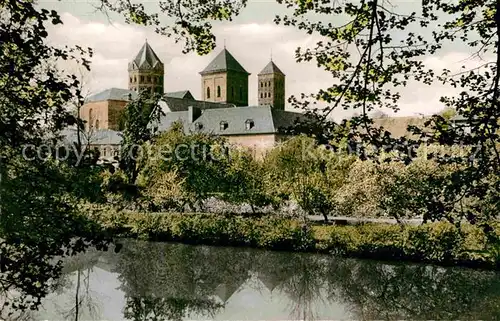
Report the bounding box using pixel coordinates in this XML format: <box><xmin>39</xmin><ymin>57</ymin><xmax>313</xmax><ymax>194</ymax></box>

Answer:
<box><xmin>79</xmin><ymin>100</ymin><xmax>128</xmax><ymax>131</ymax></box>
<box><xmin>128</xmin><ymin>70</ymin><xmax>163</xmax><ymax>94</ymax></box>
<box><xmin>258</xmin><ymin>67</ymin><xmax>285</xmax><ymax>110</ymax></box>
<box><xmin>201</xmin><ymin>71</ymin><xmax>249</xmax><ymax>106</ymax></box>
<box><xmin>227</xmin><ymin>134</ymin><xmax>277</xmax><ymax>159</ymax></box>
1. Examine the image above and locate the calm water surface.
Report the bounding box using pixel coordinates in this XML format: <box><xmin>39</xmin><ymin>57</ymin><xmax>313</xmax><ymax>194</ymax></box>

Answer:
<box><xmin>32</xmin><ymin>240</ymin><xmax>500</xmax><ymax>320</ymax></box>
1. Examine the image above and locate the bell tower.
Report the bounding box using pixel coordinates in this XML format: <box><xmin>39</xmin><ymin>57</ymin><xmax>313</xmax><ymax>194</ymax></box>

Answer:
<box><xmin>199</xmin><ymin>48</ymin><xmax>250</xmax><ymax>106</ymax></box>
<box><xmin>128</xmin><ymin>40</ymin><xmax>164</xmax><ymax>94</ymax></box>
<box><xmin>258</xmin><ymin>59</ymin><xmax>285</xmax><ymax>110</ymax></box>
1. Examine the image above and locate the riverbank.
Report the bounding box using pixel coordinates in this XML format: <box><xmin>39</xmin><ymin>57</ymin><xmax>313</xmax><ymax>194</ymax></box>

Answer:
<box><xmin>89</xmin><ymin>209</ymin><xmax>500</xmax><ymax>270</ymax></box>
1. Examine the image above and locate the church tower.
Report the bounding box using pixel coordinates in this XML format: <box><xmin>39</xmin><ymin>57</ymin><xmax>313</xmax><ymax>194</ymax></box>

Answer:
<box><xmin>200</xmin><ymin>48</ymin><xmax>250</xmax><ymax>106</ymax></box>
<box><xmin>258</xmin><ymin>60</ymin><xmax>285</xmax><ymax>110</ymax></box>
<box><xmin>128</xmin><ymin>41</ymin><xmax>164</xmax><ymax>94</ymax></box>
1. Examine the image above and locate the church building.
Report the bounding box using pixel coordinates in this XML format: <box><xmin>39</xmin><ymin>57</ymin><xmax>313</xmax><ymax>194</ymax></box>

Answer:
<box><xmin>70</xmin><ymin>41</ymin><xmax>306</xmax><ymax>159</ymax></box>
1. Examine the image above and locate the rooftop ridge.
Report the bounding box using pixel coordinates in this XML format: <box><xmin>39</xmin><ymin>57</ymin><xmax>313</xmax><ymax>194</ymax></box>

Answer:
<box><xmin>200</xmin><ymin>48</ymin><xmax>250</xmax><ymax>75</ymax></box>
<box><xmin>258</xmin><ymin>60</ymin><xmax>285</xmax><ymax>76</ymax></box>
<box><xmin>130</xmin><ymin>42</ymin><xmax>163</xmax><ymax>70</ymax></box>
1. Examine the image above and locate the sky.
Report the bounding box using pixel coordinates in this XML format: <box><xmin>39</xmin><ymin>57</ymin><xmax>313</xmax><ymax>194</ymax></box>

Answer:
<box><xmin>39</xmin><ymin>0</ymin><xmax>488</xmax><ymax>121</ymax></box>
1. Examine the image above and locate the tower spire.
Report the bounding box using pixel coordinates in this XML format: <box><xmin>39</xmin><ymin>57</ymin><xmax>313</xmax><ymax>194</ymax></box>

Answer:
<box><xmin>224</xmin><ymin>38</ymin><xmax>226</xmax><ymax>49</ymax></box>
<box><xmin>270</xmin><ymin>48</ymin><xmax>273</xmax><ymax>61</ymax></box>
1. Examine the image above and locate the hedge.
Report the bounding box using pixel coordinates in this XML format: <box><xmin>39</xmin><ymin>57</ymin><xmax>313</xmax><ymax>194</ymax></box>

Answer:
<box><xmin>89</xmin><ymin>209</ymin><xmax>500</xmax><ymax>269</ymax></box>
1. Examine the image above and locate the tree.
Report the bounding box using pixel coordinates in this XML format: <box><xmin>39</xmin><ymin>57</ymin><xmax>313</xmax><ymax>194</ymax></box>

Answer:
<box><xmin>97</xmin><ymin>0</ymin><xmax>248</xmax><ymax>55</ymax></box>
<box><xmin>0</xmin><ymin>1</ymin><xmax>113</xmax><ymax>314</ymax></box>
<box><xmin>119</xmin><ymin>90</ymin><xmax>164</xmax><ymax>184</ymax></box>
<box><xmin>220</xmin><ymin>149</ymin><xmax>276</xmax><ymax>214</ymax></box>
<box><xmin>439</xmin><ymin>107</ymin><xmax>457</xmax><ymax>121</ymax></box>
<box><xmin>268</xmin><ymin>0</ymin><xmax>500</xmax><ymax>230</ymax></box>
<box><xmin>137</xmin><ymin>122</ymin><xmax>230</xmax><ymax>211</ymax></box>
<box><xmin>263</xmin><ymin>135</ymin><xmax>355</xmax><ymax>222</ymax></box>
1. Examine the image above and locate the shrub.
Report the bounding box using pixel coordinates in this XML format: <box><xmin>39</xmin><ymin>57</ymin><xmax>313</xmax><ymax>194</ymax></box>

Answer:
<box><xmin>91</xmin><ymin>210</ymin><xmax>500</xmax><ymax>269</ymax></box>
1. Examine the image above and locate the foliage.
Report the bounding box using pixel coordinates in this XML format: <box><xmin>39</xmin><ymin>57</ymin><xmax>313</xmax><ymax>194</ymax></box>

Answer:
<box><xmin>263</xmin><ymin>136</ymin><xmax>355</xmax><ymax>221</ymax></box>
<box><xmin>270</xmin><ymin>0</ymin><xmax>500</xmax><ymax>230</ymax></box>
<box><xmin>119</xmin><ymin>90</ymin><xmax>164</xmax><ymax>184</ymax></box>
<box><xmin>440</xmin><ymin>107</ymin><xmax>457</xmax><ymax>120</ymax></box>
<box><xmin>219</xmin><ymin>149</ymin><xmax>276</xmax><ymax>213</ymax></box>
<box><xmin>98</xmin><ymin>0</ymin><xmax>248</xmax><ymax>55</ymax></box>
<box><xmin>0</xmin><ymin>0</ymin><xmax>113</xmax><ymax>315</ymax></box>
<box><xmin>90</xmin><ymin>209</ymin><xmax>500</xmax><ymax>269</ymax></box>
<box><xmin>141</xmin><ymin>170</ymin><xmax>187</xmax><ymax>212</ymax></box>
<box><xmin>137</xmin><ymin>123</ymin><xmax>230</xmax><ymax>210</ymax></box>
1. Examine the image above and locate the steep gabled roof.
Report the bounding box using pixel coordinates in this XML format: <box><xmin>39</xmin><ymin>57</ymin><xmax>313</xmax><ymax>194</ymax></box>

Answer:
<box><xmin>258</xmin><ymin>60</ymin><xmax>285</xmax><ymax>76</ymax></box>
<box><xmin>200</xmin><ymin>48</ymin><xmax>250</xmax><ymax>75</ymax></box>
<box><xmin>129</xmin><ymin>41</ymin><xmax>163</xmax><ymax>70</ymax></box>
<box><xmin>165</xmin><ymin>90</ymin><xmax>195</xmax><ymax>100</ymax></box>
<box><xmin>85</xmin><ymin>88</ymin><xmax>137</xmax><ymax>103</ymax></box>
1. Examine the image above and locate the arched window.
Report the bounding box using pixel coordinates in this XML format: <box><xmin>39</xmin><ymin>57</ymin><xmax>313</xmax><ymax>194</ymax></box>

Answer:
<box><xmin>264</xmin><ymin>82</ymin><xmax>267</xmax><ymax>87</ymax></box>
<box><xmin>129</xmin><ymin>77</ymin><xmax>132</xmax><ymax>83</ymax></box>
<box><xmin>217</xmin><ymin>85</ymin><xmax>221</xmax><ymax>98</ymax></box>
<box><xmin>261</xmin><ymin>82</ymin><xmax>264</xmax><ymax>88</ymax></box>
<box><xmin>95</xmin><ymin>119</ymin><xmax>100</xmax><ymax>130</ymax></box>
<box><xmin>260</xmin><ymin>93</ymin><xmax>263</xmax><ymax>98</ymax></box>
<box><xmin>140</xmin><ymin>75</ymin><xmax>144</xmax><ymax>82</ymax></box>
<box><xmin>206</xmin><ymin>87</ymin><xmax>211</xmax><ymax>99</ymax></box>
<box><xmin>245</xmin><ymin>119</ymin><xmax>254</xmax><ymax>130</ymax></box>
<box><xmin>268</xmin><ymin>81</ymin><xmax>271</xmax><ymax>87</ymax></box>
<box><xmin>133</xmin><ymin>76</ymin><xmax>137</xmax><ymax>83</ymax></box>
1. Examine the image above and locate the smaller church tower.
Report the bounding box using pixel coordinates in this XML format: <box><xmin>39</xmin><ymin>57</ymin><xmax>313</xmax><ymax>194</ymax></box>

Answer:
<box><xmin>258</xmin><ymin>59</ymin><xmax>285</xmax><ymax>110</ymax></box>
<box><xmin>128</xmin><ymin>41</ymin><xmax>164</xmax><ymax>94</ymax></box>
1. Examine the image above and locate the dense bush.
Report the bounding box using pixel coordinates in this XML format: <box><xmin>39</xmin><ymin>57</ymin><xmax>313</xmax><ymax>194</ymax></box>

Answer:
<box><xmin>91</xmin><ymin>209</ymin><xmax>500</xmax><ymax>269</ymax></box>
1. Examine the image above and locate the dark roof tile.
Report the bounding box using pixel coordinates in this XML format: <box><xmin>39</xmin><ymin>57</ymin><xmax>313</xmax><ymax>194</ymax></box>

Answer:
<box><xmin>129</xmin><ymin>42</ymin><xmax>163</xmax><ymax>71</ymax></box>
<box><xmin>85</xmin><ymin>88</ymin><xmax>137</xmax><ymax>103</ymax></box>
<box><xmin>258</xmin><ymin>61</ymin><xmax>285</xmax><ymax>76</ymax></box>
<box><xmin>200</xmin><ymin>49</ymin><xmax>250</xmax><ymax>75</ymax></box>
<box><xmin>165</xmin><ymin>90</ymin><xmax>195</xmax><ymax>100</ymax></box>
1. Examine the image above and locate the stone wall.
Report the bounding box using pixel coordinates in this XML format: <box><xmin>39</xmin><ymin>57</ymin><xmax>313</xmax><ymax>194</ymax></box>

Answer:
<box><xmin>202</xmin><ymin>72</ymin><xmax>227</xmax><ymax>104</ymax></box>
<box><xmin>80</xmin><ymin>100</ymin><xmax>128</xmax><ymax>130</ymax></box>
<box><xmin>201</xmin><ymin>71</ymin><xmax>249</xmax><ymax>106</ymax></box>
<box><xmin>80</xmin><ymin>101</ymin><xmax>108</xmax><ymax>130</ymax></box>
<box><xmin>258</xmin><ymin>73</ymin><xmax>285</xmax><ymax>110</ymax></box>
<box><xmin>226</xmin><ymin>134</ymin><xmax>277</xmax><ymax>159</ymax></box>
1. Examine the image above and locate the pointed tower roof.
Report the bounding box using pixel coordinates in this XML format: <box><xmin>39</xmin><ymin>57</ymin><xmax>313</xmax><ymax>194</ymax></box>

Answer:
<box><xmin>258</xmin><ymin>60</ymin><xmax>285</xmax><ymax>76</ymax></box>
<box><xmin>200</xmin><ymin>48</ymin><xmax>250</xmax><ymax>75</ymax></box>
<box><xmin>129</xmin><ymin>41</ymin><xmax>163</xmax><ymax>70</ymax></box>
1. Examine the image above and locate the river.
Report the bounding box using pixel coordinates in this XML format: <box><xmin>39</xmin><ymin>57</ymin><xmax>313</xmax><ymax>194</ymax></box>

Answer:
<box><xmin>30</xmin><ymin>240</ymin><xmax>500</xmax><ymax>320</ymax></box>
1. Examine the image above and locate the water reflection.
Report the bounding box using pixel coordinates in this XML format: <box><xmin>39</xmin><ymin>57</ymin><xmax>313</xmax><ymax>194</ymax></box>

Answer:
<box><xmin>33</xmin><ymin>240</ymin><xmax>500</xmax><ymax>320</ymax></box>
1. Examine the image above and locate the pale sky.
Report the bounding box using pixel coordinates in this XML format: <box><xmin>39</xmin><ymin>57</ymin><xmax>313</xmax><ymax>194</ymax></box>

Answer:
<box><xmin>39</xmin><ymin>0</ymin><xmax>488</xmax><ymax>121</ymax></box>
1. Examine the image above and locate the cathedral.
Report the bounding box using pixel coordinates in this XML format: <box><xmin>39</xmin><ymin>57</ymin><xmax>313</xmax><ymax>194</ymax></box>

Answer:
<box><xmin>73</xmin><ymin>41</ymin><xmax>306</xmax><ymax>159</ymax></box>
